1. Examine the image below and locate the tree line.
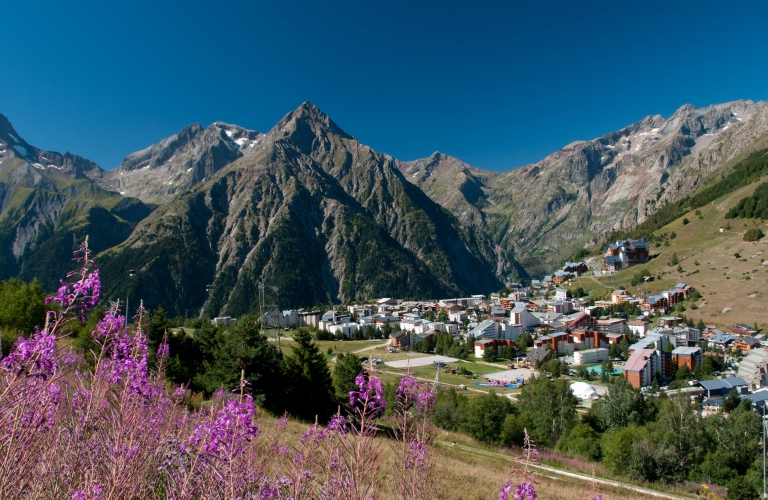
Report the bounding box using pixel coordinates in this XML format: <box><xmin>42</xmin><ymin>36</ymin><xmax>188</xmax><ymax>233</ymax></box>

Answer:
<box><xmin>430</xmin><ymin>371</ymin><xmax>763</xmax><ymax>497</ymax></box>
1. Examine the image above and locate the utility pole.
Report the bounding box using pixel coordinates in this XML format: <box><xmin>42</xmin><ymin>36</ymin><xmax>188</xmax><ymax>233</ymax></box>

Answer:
<box><xmin>126</xmin><ymin>269</ymin><xmax>135</xmax><ymax>327</ymax></box>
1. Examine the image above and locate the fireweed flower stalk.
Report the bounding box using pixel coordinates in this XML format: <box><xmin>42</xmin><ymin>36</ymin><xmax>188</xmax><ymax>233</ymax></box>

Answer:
<box><xmin>48</xmin><ymin>301</ymin><xmax>180</xmax><ymax>499</ymax></box>
<box><xmin>500</xmin><ymin>429</ymin><xmax>539</xmax><ymax>500</ymax></box>
<box><xmin>282</xmin><ymin>371</ymin><xmax>386</xmax><ymax>500</ymax></box>
<box><xmin>391</xmin><ymin>374</ymin><xmax>437</xmax><ymax>500</ymax></box>
<box><xmin>0</xmin><ymin>239</ymin><xmax>100</xmax><ymax>498</ymax></box>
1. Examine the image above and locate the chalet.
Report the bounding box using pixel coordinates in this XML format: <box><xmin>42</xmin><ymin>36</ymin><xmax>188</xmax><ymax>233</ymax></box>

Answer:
<box><xmin>521</xmin><ymin>347</ymin><xmax>552</xmax><ymax>368</ymax></box>
<box><xmin>731</xmin><ymin>324</ymin><xmax>759</xmax><ymax>336</ymax></box>
<box><xmin>604</xmin><ymin>255</ymin><xmax>624</xmax><ymax>273</ymax></box>
<box><xmin>389</xmin><ymin>331</ymin><xmax>410</xmax><ymax>350</ymax></box>
<box><xmin>708</xmin><ymin>334</ymin><xmax>739</xmax><ymax>351</ymax></box>
<box><xmin>562</xmin><ymin>261</ymin><xmax>588</xmax><ymax>275</ymax></box>
<box><xmin>659</xmin><ymin>316</ymin><xmax>683</xmax><ymax>328</ymax></box>
<box><xmin>642</xmin><ymin>295</ymin><xmax>667</xmax><ymax>312</ymax></box>
<box><xmin>347</xmin><ymin>305</ymin><xmax>374</xmax><ymax>317</ymax></box>
<box><xmin>604</xmin><ymin>237</ymin><xmax>650</xmax><ymax>272</ymax></box>
<box><xmin>698</xmin><ymin>377</ymin><xmax>748</xmax><ymax>399</ymax></box>
<box><xmin>373</xmin><ymin>315</ymin><xmax>400</xmax><ymax>331</ymax></box>
<box><xmin>543</xmin><ymin>275</ymin><xmax>554</xmax><ymax>287</ymax></box>
<box><xmin>375</xmin><ymin>298</ymin><xmax>398</xmax><ymax>313</ymax></box>
<box><xmin>552</xmin><ymin>270</ymin><xmax>572</xmax><ymax>284</ymax></box>
<box><xmin>412</xmin><ymin>331</ymin><xmax>436</xmax><ymax>348</ymax></box>
<box><xmin>674</xmin><ymin>283</ymin><xmax>695</xmax><ymax>297</ymax></box>
<box><xmin>732</xmin><ymin>336</ymin><xmax>761</xmax><ymax>352</ymax></box>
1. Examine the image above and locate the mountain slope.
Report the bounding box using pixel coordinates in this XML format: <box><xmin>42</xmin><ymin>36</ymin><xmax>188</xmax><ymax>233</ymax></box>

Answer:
<box><xmin>0</xmin><ymin>114</ymin><xmax>154</xmax><ymax>289</ymax></box>
<box><xmin>400</xmin><ymin>100</ymin><xmax>768</xmax><ymax>275</ymax></box>
<box><xmin>96</xmin><ymin>122</ymin><xmax>263</xmax><ymax>204</ymax></box>
<box><xmin>569</xmin><ymin>179</ymin><xmax>768</xmax><ymax>330</ymax></box>
<box><xmin>98</xmin><ymin>103</ymin><xmax>519</xmax><ymax>316</ymax></box>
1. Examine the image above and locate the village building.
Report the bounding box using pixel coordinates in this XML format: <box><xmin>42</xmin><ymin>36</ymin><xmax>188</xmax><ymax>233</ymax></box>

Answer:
<box><xmin>671</xmin><ymin>346</ymin><xmax>702</xmax><ymax>371</ymax></box>
<box><xmin>627</xmin><ymin>318</ymin><xmax>650</xmax><ymax>337</ymax></box>
<box><xmin>573</xmin><ymin>348</ymin><xmax>609</xmax><ymax>365</ymax></box>
<box><xmin>739</xmin><ymin>349</ymin><xmax>768</xmax><ymax>390</ymax></box>
<box><xmin>624</xmin><ymin>348</ymin><xmax>661</xmax><ymax>388</ymax></box>
<box><xmin>521</xmin><ymin>347</ymin><xmax>552</xmax><ymax>368</ymax></box>
<box><xmin>731</xmin><ymin>324</ymin><xmax>759</xmax><ymax>336</ymax></box>
<box><xmin>603</xmin><ymin>237</ymin><xmax>650</xmax><ymax>273</ymax></box>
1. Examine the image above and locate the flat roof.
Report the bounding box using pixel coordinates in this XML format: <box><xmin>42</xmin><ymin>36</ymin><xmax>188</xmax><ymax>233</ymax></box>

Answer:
<box><xmin>672</xmin><ymin>347</ymin><xmax>701</xmax><ymax>355</ymax></box>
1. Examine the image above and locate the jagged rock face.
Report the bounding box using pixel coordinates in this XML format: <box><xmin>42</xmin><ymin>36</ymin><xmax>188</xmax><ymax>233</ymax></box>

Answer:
<box><xmin>98</xmin><ymin>122</ymin><xmax>263</xmax><ymax>204</ymax></box>
<box><xmin>99</xmin><ymin>103</ymin><xmax>518</xmax><ymax>316</ymax></box>
<box><xmin>4</xmin><ymin>98</ymin><xmax>768</xmax><ymax>311</ymax></box>
<box><xmin>400</xmin><ymin>100</ymin><xmax>768</xmax><ymax>275</ymax></box>
<box><xmin>0</xmin><ymin>114</ymin><xmax>153</xmax><ymax>287</ymax></box>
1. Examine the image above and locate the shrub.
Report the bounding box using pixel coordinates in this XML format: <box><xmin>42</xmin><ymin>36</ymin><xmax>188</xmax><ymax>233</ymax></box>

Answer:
<box><xmin>683</xmin><ymin>218</ymin><xmax>690</xmax><ymax>225</ymax></box>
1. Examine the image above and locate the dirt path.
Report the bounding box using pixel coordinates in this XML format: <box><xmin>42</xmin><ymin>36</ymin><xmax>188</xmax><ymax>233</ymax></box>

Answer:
<box><xmin>352</xmin><ymin>342</ymin><xmax>389</xmax><ymax>354</ymax></box>
<box><xmin>436</xmin><ymin>441</ymin><xmax>689</xmax><ymax>499</ymax></box>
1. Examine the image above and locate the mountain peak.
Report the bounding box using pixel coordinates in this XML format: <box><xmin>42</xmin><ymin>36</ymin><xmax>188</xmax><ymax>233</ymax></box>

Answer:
<box><xmin>273</xmin><ymin>101</ymin><xmax>353</xmax><ymax>153</ymax></box>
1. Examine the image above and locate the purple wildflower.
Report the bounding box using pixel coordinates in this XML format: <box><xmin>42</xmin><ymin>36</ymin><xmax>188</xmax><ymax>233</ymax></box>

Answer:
<box><xmin>157</xmin><ymin>340</ymin><xmax>169</xmax><ymax>361</ymax></box>
<box><xmin>328</xmin><ymin>414</ymin><xmax>347</xmax><ymax>435</ymax></box>
<box><xmin>404</xmin><ymin>439</ymin><xmax>427</xmax><ymax>469</ymax></box>
<box><xmin>348</xmin><ymin>372</ymin><xmax>385</xmax><ymax>419</ymax></box>
<box><xmin>190</xmin><ymin>395</ymin><xmax>259</xmax><ymax>458</ymax></box>
<box><xmin>395</xmin><ymin>374</ymin><xmax>435</xmax><ymax>415</ymax></box>
<box><xmin>1</xmin><ymin>329</ymin><xmax>58</xmax><ymax>378</ymax></box>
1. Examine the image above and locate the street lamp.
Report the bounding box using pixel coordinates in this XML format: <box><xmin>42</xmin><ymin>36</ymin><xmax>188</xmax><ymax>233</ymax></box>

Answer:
<box><xmin>126</xmin><ymin>270</ymin><xmax>136</xmax><ymax>325</ymax></box>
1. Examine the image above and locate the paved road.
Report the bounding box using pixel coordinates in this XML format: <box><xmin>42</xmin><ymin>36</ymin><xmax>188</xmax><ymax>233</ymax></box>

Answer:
<box><xmin>436</xmin><ymin>441</ymin><xmax>688</xmax><ymax>499</ymax></box>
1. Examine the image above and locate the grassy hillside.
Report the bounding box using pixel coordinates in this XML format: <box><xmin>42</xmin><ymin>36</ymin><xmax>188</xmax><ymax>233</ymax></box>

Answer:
<box><xmin>255</xmin><ymin>402</ymin><xmax>693</xmax><ymax>500</ymax></box>
<box><xmin>571</xmin><ymin>181</ymin><xmax>768</xmax><ymax>331</ymax></box>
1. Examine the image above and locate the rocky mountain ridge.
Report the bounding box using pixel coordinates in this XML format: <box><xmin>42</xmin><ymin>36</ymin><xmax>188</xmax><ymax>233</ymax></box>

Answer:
<box><xmin>97</xmin><ymin>102</ymin><xmax>515</xmax><ymax>316</ymax></box>
<box><xmin>3</xmin><ymin>98</ymin><xmax>768</xmax><ymax>314</ymax></box>
<box><xmin>0</xmin><ymin>114</ymin><xmax>154</xmax><ymax>287</ymax></box>
<box><xmin>96</xmin><ymin>122</ymin><xmax>264</xmax><ymax>204</ymax></box>
<box><xmin>400</xmin><ymin>100</ymin><xmax>768</xmax><ymax>274</ymax></box>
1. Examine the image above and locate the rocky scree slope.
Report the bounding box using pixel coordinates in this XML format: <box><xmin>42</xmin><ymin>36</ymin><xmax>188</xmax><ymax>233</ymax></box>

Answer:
<box><xmin>98</xmin><ymin>103</ymin><xmax>518</xmax><ymax>316</ymax></box>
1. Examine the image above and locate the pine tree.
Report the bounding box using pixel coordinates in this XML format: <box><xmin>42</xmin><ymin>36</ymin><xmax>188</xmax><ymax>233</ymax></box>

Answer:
<box><xmin>282</xmin><ymin>329</ymin><xmax>336</xmax><ymax>422</ymax></box>
<box><xmin>332</xmin><ymin>353</ymin><xmax>364</xmax><ymax>405</ymax></box>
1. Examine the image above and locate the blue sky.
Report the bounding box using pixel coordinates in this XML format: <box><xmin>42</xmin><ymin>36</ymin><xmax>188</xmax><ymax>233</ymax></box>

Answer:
<box><xmin>2</xmin><ymin>1</ymin><xmax>766</xmax><ymax>171</ymax></box>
